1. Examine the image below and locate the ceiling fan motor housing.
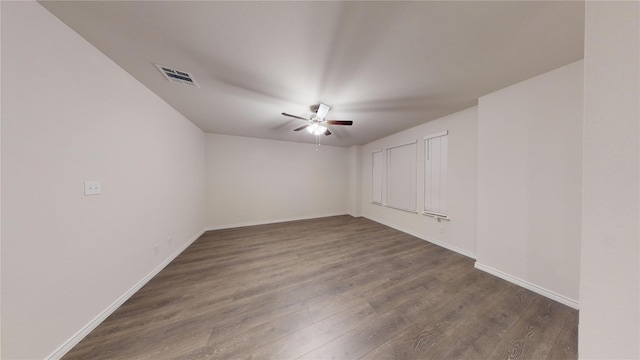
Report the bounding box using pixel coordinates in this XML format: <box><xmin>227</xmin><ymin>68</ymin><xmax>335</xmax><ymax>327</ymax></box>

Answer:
<box><xmin>282</xmin><ymin>102</ymin><xmax>350</xmax><ymax>136</ymax></box>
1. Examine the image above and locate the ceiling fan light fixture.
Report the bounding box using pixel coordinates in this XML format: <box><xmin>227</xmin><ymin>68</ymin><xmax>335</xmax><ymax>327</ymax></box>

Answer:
<box><xmin>282</xmin><ymin>102</ymin><xmax>351</xmax><ymax>139</ymax></box>
<box><xmin>307</xmin><ymin>123</ymin><xmax>327</xmax><ymax>136</ymax></box>
<box><xmin>316</xmin><ymin>103</ymin><xmax>331</xmax><ymax>120</ymax></box>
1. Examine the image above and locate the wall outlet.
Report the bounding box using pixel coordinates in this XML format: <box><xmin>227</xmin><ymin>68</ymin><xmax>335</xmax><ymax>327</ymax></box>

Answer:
<box><xmin>167</xmin><ymin>237</ymin><xmax>172</xmax><ymax>247</ymax></box>
<box><xmin>153</xmin><ymin>244</ymin><xmax>159</xmax><ymax>255</ymax></box>
<box><xmin>84</xmin><ymin>181</ymin><xmax>101</xmax><ymax>196</ymax></box>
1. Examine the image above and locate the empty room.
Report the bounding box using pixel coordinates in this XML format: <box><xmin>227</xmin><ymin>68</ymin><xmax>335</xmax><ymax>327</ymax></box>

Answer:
<box><xmin>2</xmin><ymin>1</ymin><xmax>638</xmax><ymax>359</ymax></box>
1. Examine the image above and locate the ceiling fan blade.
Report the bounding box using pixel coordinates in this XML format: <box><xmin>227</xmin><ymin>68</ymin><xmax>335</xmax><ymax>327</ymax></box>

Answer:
<box><xmin>282</xmin><ymin>112</ymin><xmax>308</xmax><ymax>121</ymax></box>
<box><xmin>293</xmin><ymin>124</ymin><xmax>310</xmax><ymax>132</ymax></box>
<box><xmin>316</xmin><ymin>103</ymin><xmax>331</xmax><ymax>120</ymax></box>
<box><xmin>326</xmin><ymin>120</ymin><xmax>353</xmax><ymax>126</ymax></box>
<box><xmin>324</xmin><ymin>129</ymin><xmax>332</xmax><ymax>136</ymax></box>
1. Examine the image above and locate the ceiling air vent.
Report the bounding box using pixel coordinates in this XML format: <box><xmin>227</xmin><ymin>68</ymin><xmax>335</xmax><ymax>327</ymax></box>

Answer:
<box><xmin>154</xmin><ymin>64</ymin><xmax>199</xmax><ymax>87</ymax></box>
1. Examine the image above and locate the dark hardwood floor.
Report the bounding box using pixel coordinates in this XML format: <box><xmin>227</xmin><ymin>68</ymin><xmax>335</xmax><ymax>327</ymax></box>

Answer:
<box><xmin>63</xmin><ymin>215</ymin><xmax>578</xmax><ymax>359</ymax></box>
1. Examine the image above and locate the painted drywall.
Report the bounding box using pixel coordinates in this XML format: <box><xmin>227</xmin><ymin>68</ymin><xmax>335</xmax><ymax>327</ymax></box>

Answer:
<box><xmin>476</xmin><ymin>61</ymin><xmax>583</xmax><ymax>307</ymax></box>
<box><xmin>205</xmin><ymin>134</ymin><xmax>349</xmax><ymax>229</ymax></box>
<box><xmin>347</xmin><ymin>145</ymin><xmax>362</xmax><ymax>217</ymax></box>
<box><xmin>360</xmin><ymin>107</ymin><xmax>478</xmax><ymax>258</ymax></box>
<box><xmin>0</xmin><ymin>1</ymin><xmax>4</xmax><ymax>352</ymax></box>
<box><xmin>580</xmin><ymin>1</ymin><xmax>640</xmax><ymax>358</ymax></box>
<box><xmin>1</xmin><ymin>2</ymin><xmax>206</xmax><ymax>359</ymax></box>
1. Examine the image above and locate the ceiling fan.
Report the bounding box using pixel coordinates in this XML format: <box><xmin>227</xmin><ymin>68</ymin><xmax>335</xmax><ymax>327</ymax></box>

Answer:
<box><xmin>281</xmin><ymin>103</ymin><xmax>353</xmax><ymax>136</ymax></box>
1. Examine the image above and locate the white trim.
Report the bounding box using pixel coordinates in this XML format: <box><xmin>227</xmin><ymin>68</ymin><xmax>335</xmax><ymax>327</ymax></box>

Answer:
<box><xmin>422</xmin><ymin>212</ymin><xmax>450</xmax><ymax>221</ymax></box>
<box><xmin>364</xmin><ymin>215</ymin><xmax>476</xmax><ymax>259</ymax></box>
<box><xmin>424</xmin><ymin>130</ymin><xmax>448</xmax><ymax>140</ymax></box>
<box><xmin>205</xmin><ymin>212</ymin><xmax>348</xmax><ymax>231</ymax></box>
<box><xmin>474</xmin><ymin>262</ymin><xmax>579</xmax><ymax>310</ymax></box>
<box><xmin>384</xmin><ymin>205</ymin><xmax>418</xmax><ymax>214</ymax></box>
<box><xmin>385</xmin><ymin>140</ymin><xmax>417</xmax><ymax>151</ymax></box>
<box><xmin>47</xmin><ymin>227</ymin><xmax>207</xmax><ymax>360</ymax></box>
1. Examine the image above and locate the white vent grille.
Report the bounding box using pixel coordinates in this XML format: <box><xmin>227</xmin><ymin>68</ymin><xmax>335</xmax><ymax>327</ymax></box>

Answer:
<box><xmin>154</xmin><ymin>64</ymin><xmax>199</xmax><ymax>87</ymax></box>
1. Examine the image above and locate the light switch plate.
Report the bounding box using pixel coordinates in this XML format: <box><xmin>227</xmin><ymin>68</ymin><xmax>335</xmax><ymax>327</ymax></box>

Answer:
<box><xmin>84</xmin><ymin>181</ymin><xmax>101</xmax><ymax>196</ymax></box>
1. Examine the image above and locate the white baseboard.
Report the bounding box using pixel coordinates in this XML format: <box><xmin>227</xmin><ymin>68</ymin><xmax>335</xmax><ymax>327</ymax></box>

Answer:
<box><xmin>474</xmin><ymin>262</ymin><xmax>579</xmax><ymax>310</ymax></box>
<box><xmin>205</xmin><ymin>212</ymin><xmax>348</xmax><ymax>231</ymax></box>
<box><xmin>364</xmin><ymin>215</ymin><xmax>477</xmax><ymax>259</ymax></box>
<box><xmin>362</xmin><ymin>215</ymin><xmax>578</xmax><ymax>310</ymax></box>
<box><xmin>47</xmin><ymin>227</ymin><xmax>207</xmax><ymax>360</ymax></box>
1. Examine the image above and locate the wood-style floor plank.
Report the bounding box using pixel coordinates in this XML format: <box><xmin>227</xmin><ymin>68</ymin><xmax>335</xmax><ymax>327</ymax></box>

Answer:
<box><xmin>546</xmin><ymin>309</ymin><xmax>579</xmax><ymax>360</ymax></box>
<box><xmin>251</xmin><ymin>302</ymin><xmax>378</xmax><ymax>360</ymax></box>
<box><xmin>487</xmin><ymin>297</ymin><xmax>574</xmax><ymax>360</ymax></box>
<box><xmin>62</xmin><ymin>216</ymin><xmax>577</xmax><ymax>360</ymax></box>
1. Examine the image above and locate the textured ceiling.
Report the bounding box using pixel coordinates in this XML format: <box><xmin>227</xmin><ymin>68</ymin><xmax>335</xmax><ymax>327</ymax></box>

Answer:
<box><xmin>41</xmin><ymin>1</ymin><xmax>585</xmax><ymax>147</ymax></box>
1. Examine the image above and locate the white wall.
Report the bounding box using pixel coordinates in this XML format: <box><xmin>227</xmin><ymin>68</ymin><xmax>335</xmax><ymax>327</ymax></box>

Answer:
<box><xmin>205</xmin><ymin>134</ymin><xmax>349</xmax><ymax>229</ymax></box>
<box><xmin>361</xmin><ymin>107</ymin><xmax>478</xmax><ymax>258</ymax></box>
<box><xmin>476</xmin><ymin>61</ymin><xmax>583</xmax><ymax>308</ymax></box>
<box><xmin>0</xmin><ymin>0</ymin><xmax>4</xmax><ymax>351</ymax></box>
<box><xmin>347</xmin><ymin>145</ymin><xmax>362</xmax><ymax>217</ymax></box>
<box><xmin>1</xmin><ymin>2</ymin><xmax>206</xmax><ymax>359</ymax></box>
<box><xmin>5</xmin><ymin>2</ymin><xmax>637</xmax><ymax>359</ymax></box>
<box><xmin>580</xmin><ymin>1</ymin><xmax>639</xmax><ymax>358</ymax></box>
